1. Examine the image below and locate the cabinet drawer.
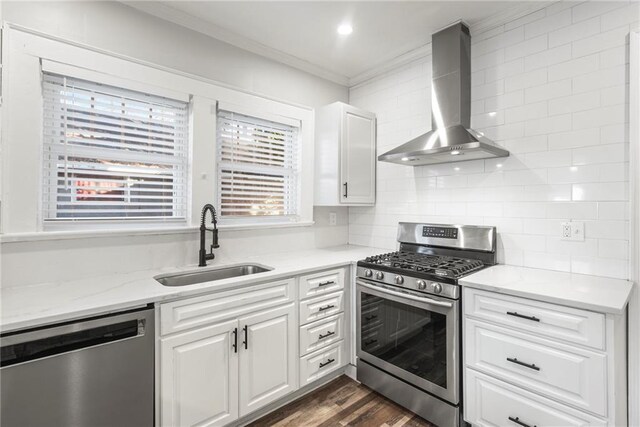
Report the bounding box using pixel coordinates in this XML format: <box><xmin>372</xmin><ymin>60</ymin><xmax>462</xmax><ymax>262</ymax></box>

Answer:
<box><xmin>465</xmin><ymin>369</ymin><xmax>606</xmax><ymax>427</ymax></box>
<box><xmin>465</xmin><ymin>319</ymin><xmax>607</xmax><ymax>417</ymax></box>
<box><xmin>300</xmin><ymin>313</ymin><xmax>344</xmax><ymax>356</ymax></box>
<box><xmin>160</xmin><ymin>278</ymin><xmax>295</xmax><ymax>336</ymax></box>
<box><xmin>464</xmin><ymin>287</ymin><xmax>605</xmax><ymax>350</ymax></box>
<box><xmin>299</xmin><ymin>268</ymin><xmax>345</xmax><ymax>299</ymax></box>
<box><xmin>300</xmin><ymin>340</ymin><xmax>344</xmax><ymax>387</ymax></box>
<box><xmin>299</xmin><ymin>291</ymin><xmax>344</xmax><ymax>325</ymax></box>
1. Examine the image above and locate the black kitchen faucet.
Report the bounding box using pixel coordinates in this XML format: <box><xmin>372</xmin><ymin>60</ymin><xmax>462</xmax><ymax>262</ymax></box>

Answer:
<box><xmin>199</xmin><ymin>204</ymin><xmax>220</xmax><ymax>267</ymax></box>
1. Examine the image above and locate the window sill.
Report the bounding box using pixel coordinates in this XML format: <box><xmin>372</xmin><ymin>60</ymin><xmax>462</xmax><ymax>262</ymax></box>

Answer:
<box><xmin>0</xmin><ymin>221</ymin><xmax>316</xmax><ymax>243</ymax></box>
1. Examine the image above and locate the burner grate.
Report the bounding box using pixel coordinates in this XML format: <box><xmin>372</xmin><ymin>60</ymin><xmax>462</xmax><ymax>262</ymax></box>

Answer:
<box><xmin>363</xmin><ymin>251</ymin><xmax>484</xmax><ymax>279</ymax></box>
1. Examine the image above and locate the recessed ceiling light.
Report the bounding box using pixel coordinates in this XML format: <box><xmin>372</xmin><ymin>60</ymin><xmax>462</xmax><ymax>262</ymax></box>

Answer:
<box><xmin>497</xmin><ymin>164</ymin><xmax>503</xmax><ymax>168</ymax></box>
<box><xmin>450</xmin><ymin>150</ymin><xmax>461</xmax><ymax>156</ymax></box>
<box><xmin>337</xmin><ymin>24</ymin><xmax>353</xmax><ymax>35</ymax></box>
<box><xmin>401</xmin><ymin>157</ymin><xmax>409</xmax><ymax>161</ymax></box>
<box><xmin>454</xmin><ymin>167</ymin><xmax>460</xmax><ymax>171</ymax></box>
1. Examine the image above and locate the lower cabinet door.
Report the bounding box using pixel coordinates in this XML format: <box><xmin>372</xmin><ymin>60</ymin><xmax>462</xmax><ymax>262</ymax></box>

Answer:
<box><xmin>465</xmin><ymin>369</ymin><xmax>606</xmax><ymax>427</ymax></box>
<box><xmin>160</xmin><ymin>319</ymin><xmax>239</xmax><ymax>427</ymax></box>
<box><xmin>238</xmin><ymin>303</ymin><xmax>298</xmax><ymax>417</ymax></box>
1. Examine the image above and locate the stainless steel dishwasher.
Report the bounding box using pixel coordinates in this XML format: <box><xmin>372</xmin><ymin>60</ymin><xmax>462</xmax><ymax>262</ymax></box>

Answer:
<box><xmin>0</xmin><ymin>305</ymin><xmax>154</xmax><ymax>427</ymax></box>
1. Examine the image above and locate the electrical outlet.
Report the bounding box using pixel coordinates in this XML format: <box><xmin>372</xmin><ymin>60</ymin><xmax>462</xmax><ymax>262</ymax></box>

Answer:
<box><xmin>329</xmin><ymin>212</ymin><xmax>337</xmax><ymax>226</ymax></box>
<box><xmin>560</xmin><ymin>221</ymin><xmax>585</xmax><ymax>241</ymax></box>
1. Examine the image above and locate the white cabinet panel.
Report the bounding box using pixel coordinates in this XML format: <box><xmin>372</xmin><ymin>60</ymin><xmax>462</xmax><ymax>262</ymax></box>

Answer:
<box><xmin>300</xmin><ymin>340</ymin><xmax>344</xmax><ymax>386</ymax></box>
<box><xmin>238</xmin><ymin>303</ymin><xmax>298</xmax><ymax>417</ymax></box>
<box><xmin>465</xmin><ymin>369</ymin><xmax>606</xmax><ymax>427</ymax></box>
<box><xmin>464</xmin><ymin>287</ymin><xmax>605</xmax><ymax>350</ymax></box>
<box><xmin>299</xmin><ymin>291</ymin><xmax>344</xmax><ymax>325</ymax></box>
<box><xmin>465</xmin><ymin>318</ymin><xmax>607</xmax><ymax>417</ymax></box>
<box><xmin>340</xmin><ymin>106</ymin><xmax>376</xmax><ymax>204</ymax></box>
<box><xmin>314</xmin><ymin>102</ymin><xmax>376</xmax><ymax>206</ymax></box>
<box><xmin>160</xmin><ymin>320</ymin><xmax>238</xmax><ymax>427</ymax></box>
<box><xmin>160</xmin><ymin>279</ymin><xmax>295</xmax><ymax>335</ymax></box>
<box><xmin>299</xmin><ymin>313</ymin><xmax>344</xmax><ymax>356</ymax></box>
<box><xmin>299</xmin><ymin>268</ymin><xmax>345</xmax><ymax>300</ymax></box>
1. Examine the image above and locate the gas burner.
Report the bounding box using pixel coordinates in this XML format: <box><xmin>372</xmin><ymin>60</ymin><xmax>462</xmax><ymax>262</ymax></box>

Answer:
<box><xmin>361</xmin><ymin>251</ymin><xmax>485</xmax><ymax>280</ymax></box>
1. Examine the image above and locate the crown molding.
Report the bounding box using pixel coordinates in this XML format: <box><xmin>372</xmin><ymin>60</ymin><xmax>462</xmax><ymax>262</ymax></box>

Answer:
<box><xmin>123</xmin><ymin>1</ymin><xmax>557</xmax><ymax>90</ymax></box>
<box><xmin>121</xmin><ymin>1</ymin><xmax>350</xmax><ymax>87</ymax></box>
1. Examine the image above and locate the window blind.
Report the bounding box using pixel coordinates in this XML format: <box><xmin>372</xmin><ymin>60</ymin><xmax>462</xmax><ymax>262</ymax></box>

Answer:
<box><xmin>216</xmin><ymin>110</ymin><xmax>299</xmax><ymax>218</ymax></box>
<box><xmin>42</xmin><ymin>73</ymin><xmax>189</xmax><ymax>222</ymax></box>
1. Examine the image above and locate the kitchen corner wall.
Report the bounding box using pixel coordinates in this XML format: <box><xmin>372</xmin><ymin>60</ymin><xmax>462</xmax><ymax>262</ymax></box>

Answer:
<box><xmin>349</xmin><ymin>1</ymin><xmax>639</xmax><ymax>280</ymax></box>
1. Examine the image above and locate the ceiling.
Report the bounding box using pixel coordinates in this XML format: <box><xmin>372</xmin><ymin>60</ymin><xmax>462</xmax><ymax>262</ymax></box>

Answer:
<box><xmin>126</xmin><ymin>1</ymin><xmax>543</xmax><ymax>86</ymax></box>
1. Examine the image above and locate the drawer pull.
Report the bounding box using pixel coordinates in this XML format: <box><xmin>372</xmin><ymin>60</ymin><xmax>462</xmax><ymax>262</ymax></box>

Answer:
<box><xmin>318</xmin><ymin>331</ymin><xmax>335</xmax><ymax>340</ymax></box>
<box><xmin>318</xmin><ymin>280</ymin><xmax>335</xmax><ymax>287</ymax></box>
<box><xmin>318</xmin><ymin>304</ymin><xmax>335</xmax><ymax>312</ymax></box>
<box><xmin>319</xmin><ymin>358</ymin><xmax>335</xmax><ymax>368</ymax></box>
<box><xmin>365</xmin><ymin>315</ymin><xmax>378</xmax><ymax>321</ymax></box>
<box><xmin>506</xmin><ymin>357</ymin><xmax>540</xmax><ymax>371</ymax></box>
<box><xmin>364</xmin><ymin>339</ymin><xmax>378</xmax><ymax>345</ymax></box>
<box><xmin>506</xmin><ymin>311</ymin><xmax>540</xmax><ymax>322</ymax></box>
<box><xmin>508</xmin><ymin>416</ymin><xmax>536</xmax><ymax>427</ymax></box>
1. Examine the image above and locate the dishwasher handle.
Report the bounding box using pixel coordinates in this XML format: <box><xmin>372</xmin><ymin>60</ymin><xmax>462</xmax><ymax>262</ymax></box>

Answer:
<box><xmin>1</xmin><ymin>310</ymin><xmax>150</xmax><ymax>368</ymax></box>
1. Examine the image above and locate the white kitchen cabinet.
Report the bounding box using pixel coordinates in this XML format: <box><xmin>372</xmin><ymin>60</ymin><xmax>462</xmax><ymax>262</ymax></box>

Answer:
<box><xmin>314</xmin><ymin>102</ymin><xmax>376</xmax><ymax>206</ymax></box>
<box><xmin>159</xmin><ymin>279</ymin><xmax>298</xmax><ymax>427</ymax></box>
<box><xmin>238</xmin><ymin>303</ymin><xmax>297</xmax><ymax>417</ymax></box>
<box><xmin>160</xmin><ymin>320</ymin><xmax>239</xmax><ymax>427</ymax></box>
<box><xmin>463</xmin><ymin>287</ymin><xmax>627</xmax><ymax>426</ymax></box>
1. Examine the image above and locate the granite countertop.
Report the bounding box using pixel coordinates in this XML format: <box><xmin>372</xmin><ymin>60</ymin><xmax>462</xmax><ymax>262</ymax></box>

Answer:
<box><xmin>460</xmin><ymin>264</ymin><xmax>634</xmax><ymax>315</ymax></box>
<box><xmin>1</xmin><ymin>244</ymin><xmax>385</xmax><ymax>333</ymax></box>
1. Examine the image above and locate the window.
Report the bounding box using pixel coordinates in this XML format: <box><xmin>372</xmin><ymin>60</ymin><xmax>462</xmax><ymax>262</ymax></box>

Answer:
<box><xmin>216</xmin><ymin>110</ymin><xmax>300</xmax><ymax>221</ymax></box>
<box><xmin>42</xmin><ymin>73</ymin><xmax>189</xmax><ymax>225</ymax></box>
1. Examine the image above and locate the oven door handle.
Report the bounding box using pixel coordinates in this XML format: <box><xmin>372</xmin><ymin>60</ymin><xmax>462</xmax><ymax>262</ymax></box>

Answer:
<box><xmin>358</xmin><ymin>281</ymin><xmax>453</xmax><ymax>308</ymax></box>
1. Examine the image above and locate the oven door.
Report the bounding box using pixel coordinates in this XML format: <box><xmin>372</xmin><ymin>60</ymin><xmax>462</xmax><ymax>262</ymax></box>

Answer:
<box><xmin>356</xmin><ymin>279</ymin><xmax>459</xmax><ymax>404</ymax></box>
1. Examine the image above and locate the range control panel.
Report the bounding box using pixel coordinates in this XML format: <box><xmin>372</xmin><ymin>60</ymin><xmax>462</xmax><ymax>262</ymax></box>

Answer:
<box><xmin>422</xmin><ymin>226</ymin><xmax>458</xmax><ymax>239</ymax></box>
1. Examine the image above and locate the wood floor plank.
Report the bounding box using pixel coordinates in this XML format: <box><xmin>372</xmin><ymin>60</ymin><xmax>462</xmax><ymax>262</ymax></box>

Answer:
<box><xmin>247</xmin><ymin>375</ymin><xmax>436</xmax><ymax>427</ymax></box>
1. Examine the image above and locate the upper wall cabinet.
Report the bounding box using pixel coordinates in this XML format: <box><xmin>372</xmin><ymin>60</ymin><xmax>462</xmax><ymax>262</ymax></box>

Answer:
<box><xmin>314</xmin><ymin>102</ymin><xmax>376</xmax><ymax>206</ymax></box>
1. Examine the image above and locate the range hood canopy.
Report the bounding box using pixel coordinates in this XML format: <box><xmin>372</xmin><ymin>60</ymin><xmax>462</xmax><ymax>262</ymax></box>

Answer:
<box><xmin>378</xmin><ymin>22</ymin><xmax>509</xmax><ymax>166</ymax></box>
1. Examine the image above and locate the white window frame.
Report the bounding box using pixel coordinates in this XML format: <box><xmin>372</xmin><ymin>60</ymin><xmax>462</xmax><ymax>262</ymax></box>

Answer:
<box><xmin>215</xmin><ymin>102</ymin><xmax>303</xmax><ymax>226</ymax></box>
<box><xmin>40</xmin><ymin>67</ymin><xmax>191</xmax><ymax>230</ymax></box>
<box><xmin>1</xmin><ymin>26</ymin><xmax>314</xmax><ymax>237</ymax></box>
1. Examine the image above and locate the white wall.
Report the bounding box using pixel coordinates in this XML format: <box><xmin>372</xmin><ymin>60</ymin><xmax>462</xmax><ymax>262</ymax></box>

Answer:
<box><xmin>349</xmin><ymin>1</ymin><xmax>638</xmax><ymax>280</ymax></box>
<box><xmin>0</xmin><ymin>1</ymin><xmax>349</xmax><ymax>288</ymax></box>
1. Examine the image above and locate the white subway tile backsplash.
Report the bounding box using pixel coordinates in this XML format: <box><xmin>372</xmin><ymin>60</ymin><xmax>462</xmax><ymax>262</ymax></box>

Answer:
<box><xmin>523</xmin><ymin>44</ymin><xmax>572</xmax><ymax>71</ymax></box>
<box><xmin>573</xmin><ymin>182</ymin><xmax>628</xmax><ymax>201</ymax></box>
<box><xmin>572</xmin><ymin>26</ymin><xmax>629</xmax><ymax>58</ymax></box>
<box><xmin>549</xmin><ymin>16</ymin><xmax>601</xmax><ymax>48</ymax></box>
<box><xmin>349</xmin><ymin>2</ymin><xmax>634</xmax><ymax>279</ymax></box>
<box><xmin>547</xmin><ymin>54</ymin><xmax>599</xmax><ymax>82</ymax></box>
<box><xmin>548</xmin><ymin>128</ymin><xmax>600</xmax><ymax>150</ymax></box>
<box><xmin>524</xmin><ymin>8</ymin><xmax>572</xmax><ymax>39</ymax></box>
<box><xmin>505</xmin><ymin>34</ymin><xmax>548</xmax><ymax>61</ymax></box>
<box><xmin>571</xmin><ymin>1</ymin><xmax>627</xmax><ymax>24</ymax></box>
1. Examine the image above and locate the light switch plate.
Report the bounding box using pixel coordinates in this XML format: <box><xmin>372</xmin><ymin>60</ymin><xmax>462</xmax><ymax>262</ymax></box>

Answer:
<box><xmin>561</xmin><ymin>221</ymin><xmax>585</xmax><ymax>241</ymax></box>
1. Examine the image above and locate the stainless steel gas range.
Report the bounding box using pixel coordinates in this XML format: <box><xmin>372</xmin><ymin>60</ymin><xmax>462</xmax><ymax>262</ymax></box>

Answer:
<box><xmin>356</xmin><ymin>222</ymin><xmax>497</xmax><ymax>427</ymax></box>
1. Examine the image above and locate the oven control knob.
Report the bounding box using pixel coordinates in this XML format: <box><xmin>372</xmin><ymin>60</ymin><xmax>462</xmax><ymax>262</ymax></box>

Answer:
<box><xmin>416</xmin><ymin>280</ymin><xmax>427</xmax><ymax>290</ymax></box>
<box><xmin>432</xmin><ymin>283</ymin><xmax>443</xmax><ymax>294</ymax></box>
<box><xmin>376</xmin><ymin>272</ymin><xmax>385</xmax><ymax>280</ymax></box>
<box><xmin>364</xmin><ymin>269</ymin><xmax>373</xmax><ymax>278</ymax></box>
<box><xmin>395</xmin><ymin>275</ymin><xmax>404</xmax><ymax>285</ymax></box>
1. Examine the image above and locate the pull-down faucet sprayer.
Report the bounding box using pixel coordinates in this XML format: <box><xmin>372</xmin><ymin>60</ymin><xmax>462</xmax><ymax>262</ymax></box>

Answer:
<box><xmin>199</xmin><ymin>204</ymin><xmax>219</xmax><ymax>267</ymax></box>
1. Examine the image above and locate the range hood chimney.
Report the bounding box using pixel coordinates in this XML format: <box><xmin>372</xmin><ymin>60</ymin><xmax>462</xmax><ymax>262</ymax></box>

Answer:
<box><xmin>378</xmin><ymin>22</ymin><xmax>509</xmax><ymax>166</ymax></box>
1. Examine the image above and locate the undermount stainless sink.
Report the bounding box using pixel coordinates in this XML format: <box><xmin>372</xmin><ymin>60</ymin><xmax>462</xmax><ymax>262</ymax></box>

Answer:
<box><xmin>155</xmin><ymin>264</ymin><xmax>273</xmax><ymax>287</ymax></box>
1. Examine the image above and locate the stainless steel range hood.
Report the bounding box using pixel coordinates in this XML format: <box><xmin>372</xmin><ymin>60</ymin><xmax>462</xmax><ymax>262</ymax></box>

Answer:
<box><xmin>378</xmin><ymin>22</ymin><xmax>509</xmax><ymax>166</ymax></box>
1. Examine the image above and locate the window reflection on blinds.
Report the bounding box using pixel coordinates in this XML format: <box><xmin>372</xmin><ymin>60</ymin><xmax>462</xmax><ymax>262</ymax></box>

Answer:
<box><xmin>42</xmin><ymin>73</ymin><xmax>189</xmax><ymax>221</ymax></box>
<box><xmin>217</xmin><ymin>110</ymin><xmax>299</xmax><ymax>218</ymax></box>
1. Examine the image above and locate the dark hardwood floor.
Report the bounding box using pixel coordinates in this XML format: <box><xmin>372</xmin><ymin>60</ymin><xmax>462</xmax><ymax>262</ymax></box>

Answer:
<box><xmin>247</xmin><ymin>375</ymin><xmax>436</xmax><ymax>427</ymax></box>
